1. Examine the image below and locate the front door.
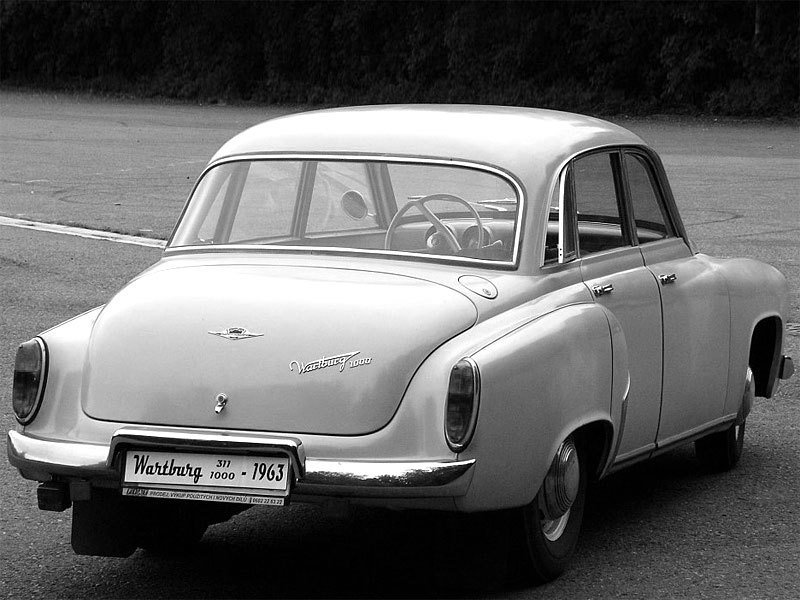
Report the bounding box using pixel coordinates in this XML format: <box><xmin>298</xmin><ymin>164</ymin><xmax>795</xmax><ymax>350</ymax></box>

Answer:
<box><xmin>620</xmin><ymin>150</ymin><xmax>731</xmax><ymax>445</ymax></box>
<box><xmin>642</xmin><ymin>241</ymin><xmax>731</xmax><ymax>444</ymax></box>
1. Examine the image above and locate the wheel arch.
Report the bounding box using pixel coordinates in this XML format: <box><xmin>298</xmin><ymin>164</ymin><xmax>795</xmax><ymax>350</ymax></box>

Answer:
<box><xmin>572</xmin><ymin>420</ymin><xmax>614</xmax><ymax>481</ymax></box>
<box><xmin>748</xmin><ymin>315</ymin><xmax>783</xmax><ymax>398</ymax></box>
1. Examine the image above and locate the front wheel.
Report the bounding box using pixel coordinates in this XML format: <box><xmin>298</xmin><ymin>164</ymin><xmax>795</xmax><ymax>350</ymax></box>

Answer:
<box><xmin>695</xmin><ymin>366</ymin><xmax>752</xmax><ymax>471</ymax></box>
<box><xmin>512</xmin><ymin>436</ymin><xmax>587</xmax><ymax>583</ymax></box>
<box><xmin>695</xmin><ymin>420</ymin><xmax>745</xmax><ymax>472</ymax></box>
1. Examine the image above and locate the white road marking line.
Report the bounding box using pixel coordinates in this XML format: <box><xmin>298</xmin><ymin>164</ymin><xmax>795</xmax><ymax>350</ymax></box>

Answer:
<box><xmin>0</xmin><ymin>216</ymin><xmax>166</xmax><ymax>248</ymax></box>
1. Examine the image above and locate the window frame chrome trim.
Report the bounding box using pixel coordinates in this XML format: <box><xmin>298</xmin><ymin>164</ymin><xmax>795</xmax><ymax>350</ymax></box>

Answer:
<box><xmin>539</xmin><ymin>143</ymin><xmax>693</xmax><ymax>269</ymax></box>
<box><xmin>619</xmin><ymin>148</ymin><xmax>679</xmax><ymax>244</ymax></box>
<box><xmin>167</xmin><ymin>153</ymin><xmax>526</xmax><ymax>270</ymax></box>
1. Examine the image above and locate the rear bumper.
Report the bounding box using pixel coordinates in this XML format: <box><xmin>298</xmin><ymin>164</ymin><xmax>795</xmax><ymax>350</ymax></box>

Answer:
<box><xmin>7</xmin><ymin>427</ymin><xmax>475</xmax><ymax>500</ymax></box>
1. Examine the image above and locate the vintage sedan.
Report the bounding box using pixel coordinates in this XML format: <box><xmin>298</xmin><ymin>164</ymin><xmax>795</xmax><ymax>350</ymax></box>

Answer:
<box><xmin>8</xmin><ymin>106</ymin><xmax>794</xmax><ymax>582</ymax></box>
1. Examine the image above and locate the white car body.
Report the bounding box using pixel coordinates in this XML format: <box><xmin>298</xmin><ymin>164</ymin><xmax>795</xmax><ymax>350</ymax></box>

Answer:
<box><xmin>8</xmin><ymin>106</ymin><xmax>793</xmax><ymax>580</ymax></box>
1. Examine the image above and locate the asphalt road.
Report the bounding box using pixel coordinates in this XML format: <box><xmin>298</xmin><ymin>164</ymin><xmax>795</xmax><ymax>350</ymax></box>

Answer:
<box><xmin>1</xmin><ymin>92</ymin><xmax>798</xmax><ymax>599</ymax></box>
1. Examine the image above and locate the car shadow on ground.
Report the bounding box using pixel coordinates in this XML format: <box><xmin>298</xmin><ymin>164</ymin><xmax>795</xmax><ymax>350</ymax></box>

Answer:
<box><xmin>54</xmin><ymin>446</ymin><xmax>748</xmax><ymax>599</ymax></box>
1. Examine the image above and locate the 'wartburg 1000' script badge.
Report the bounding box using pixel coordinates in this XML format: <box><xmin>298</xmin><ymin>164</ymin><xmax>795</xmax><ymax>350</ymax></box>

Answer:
<box><xmin>208</xmin><ymin>327</ymin><xmax>264</xmax><ymax>340</ymax></box>
<box><xmin>290</xmin><ymin>351</ymin><xmax>373</xmax><ymax>375</ymax></box>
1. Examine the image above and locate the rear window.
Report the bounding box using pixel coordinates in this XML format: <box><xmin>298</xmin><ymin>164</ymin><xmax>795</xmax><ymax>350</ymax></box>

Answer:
<box><xmin>171</xmin><ymin>158</ymin><xmax>522</xmax><ymax>266</ymax></box>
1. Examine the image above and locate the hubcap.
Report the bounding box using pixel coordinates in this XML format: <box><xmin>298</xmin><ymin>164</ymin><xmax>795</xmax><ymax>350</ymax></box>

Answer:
<box><xmin>540</xmin><ymin>505</ymin><xmax>571</xmax><ymax>542</ymax></box>
<box><xmin>540</xmin><ymin>438</ymin><xmax>580</xmax><ymax>541</ymax></box>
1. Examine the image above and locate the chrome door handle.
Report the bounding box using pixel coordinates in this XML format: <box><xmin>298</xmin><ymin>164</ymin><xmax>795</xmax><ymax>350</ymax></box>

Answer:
<box><xmin>658</xmin><ymin>273</ymin><xmax>677</xmax><ymax>285</ymax></box>
<box><xmin>592</xmin><ymin>283</ymin><xmax>614</xmax><ymax>297</ymax></box>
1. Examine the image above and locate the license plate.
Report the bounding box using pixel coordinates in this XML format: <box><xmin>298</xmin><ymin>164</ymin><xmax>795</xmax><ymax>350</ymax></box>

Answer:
<box><xmin>122</xmin><ymin>450</ymin><xmax>290</xmax><ymax>506</ymax></box>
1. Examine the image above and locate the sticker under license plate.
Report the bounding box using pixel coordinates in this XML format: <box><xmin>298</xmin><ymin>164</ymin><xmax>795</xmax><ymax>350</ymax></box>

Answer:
<box><xmin>122</xmin><ymin>450</ymin><xmax>290</xmax><ymax>505</ymax></box>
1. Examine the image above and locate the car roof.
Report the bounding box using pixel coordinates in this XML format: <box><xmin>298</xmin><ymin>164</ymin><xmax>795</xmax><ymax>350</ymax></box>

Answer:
<box><xmin>210</xmin><ymin>105</ymin><xmax>646</xmax><ymax>182</ymax></box>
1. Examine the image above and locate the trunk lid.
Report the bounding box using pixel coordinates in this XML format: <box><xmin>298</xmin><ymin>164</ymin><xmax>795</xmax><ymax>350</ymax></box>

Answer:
<box><xmin>82</xmin><ymin>263</ymin><xmax>476</xmax><ymax>434</ymax></box>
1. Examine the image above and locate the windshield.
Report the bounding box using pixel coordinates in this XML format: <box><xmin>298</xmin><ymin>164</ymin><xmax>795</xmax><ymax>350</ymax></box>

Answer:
<box><xmin>170</xmin><ymin>158</ymin><xmax>522</xmax><ymax>265</ymax></box>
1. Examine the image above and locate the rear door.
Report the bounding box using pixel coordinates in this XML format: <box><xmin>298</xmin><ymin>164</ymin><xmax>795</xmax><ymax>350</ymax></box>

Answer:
<box><xmin>568</xmin><ymin>151</ymin><xmax>664</xmax><ymax>461</ymax></box>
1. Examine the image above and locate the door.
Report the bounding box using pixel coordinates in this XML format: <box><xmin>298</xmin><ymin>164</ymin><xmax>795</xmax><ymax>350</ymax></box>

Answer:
<box><xmin>569</xmin><ymin>151</ymin><xmax>664</xmax><ymax>460</ymax></box>
<box><xmin>621</xmin><ymin>151</ymin><xmax>731</xmax><ymax>444</ymax></box>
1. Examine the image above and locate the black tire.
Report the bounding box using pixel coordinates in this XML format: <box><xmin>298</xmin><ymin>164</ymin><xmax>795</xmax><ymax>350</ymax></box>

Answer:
<box><xmin>695</xmin><ymin>420</ymin><xmax>745</xmax><ymax>472</ymax></box>
<box><xmin>511</xmin><ymin>437</ymin><xmax>587</xmax><ymax>584</ymax></box>
<box><xmin>695</xmin><ymin>365</ymin><xmax>751</xmax><ymax>472</ymax></box>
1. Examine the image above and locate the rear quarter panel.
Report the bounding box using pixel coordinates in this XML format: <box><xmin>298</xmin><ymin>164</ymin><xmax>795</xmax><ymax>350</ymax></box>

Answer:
<box><xmin>455</xmin><ymin>301</ymin><xmax>624</xmax><ymax>511</ymax></box>
<box><xmin>715</xmin><ymin>257</ymin><xmax>790</xmax><ymax>409</ymax></box>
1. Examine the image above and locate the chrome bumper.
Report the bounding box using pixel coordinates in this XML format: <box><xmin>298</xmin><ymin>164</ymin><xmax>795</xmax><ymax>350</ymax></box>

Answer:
<box><xmin>7</xmin><ymin>427</ymin><xmax>475</xmax><ymax>499</ymax></box>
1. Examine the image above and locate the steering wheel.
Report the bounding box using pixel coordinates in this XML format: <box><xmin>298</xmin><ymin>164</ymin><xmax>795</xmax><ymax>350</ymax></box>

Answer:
<box><xmin>384</xmin><ymin>193</ymin><xmax>484</xmax><ymax>253</ymax></box>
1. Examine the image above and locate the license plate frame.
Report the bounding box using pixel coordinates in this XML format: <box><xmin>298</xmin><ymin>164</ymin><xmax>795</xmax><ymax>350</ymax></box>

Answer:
<box><xmin>121</xmin><ymin>449</ymin><xmax>291</xmax><ymax>506</ymax></box>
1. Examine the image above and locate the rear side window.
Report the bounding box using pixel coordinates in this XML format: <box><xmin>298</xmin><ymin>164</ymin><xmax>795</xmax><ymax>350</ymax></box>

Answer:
<box><xmin>572</xmin><ymin>152</ymin><xmax>629</xmax><ymax>255</ymax></box>
<box><xmin>624</xmin><ymin>153</ymin><xmax>672</xmax><ymax>243</ymax></box>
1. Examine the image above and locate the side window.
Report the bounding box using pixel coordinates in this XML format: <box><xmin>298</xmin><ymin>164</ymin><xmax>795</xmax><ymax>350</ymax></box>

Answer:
<box><xmin>307</xmin><ymin>162</ymin><xmax>378</xmax><ymax>233</ymax></box>
<box><xmin>624</xmin><ymin>153</ymin><xmax>672</xmax><ymax>243</ymax></box>
<box><xmin>572</xmin><ymin>152</ymin><xmax>629</xmax><ymax>255</ymax></box>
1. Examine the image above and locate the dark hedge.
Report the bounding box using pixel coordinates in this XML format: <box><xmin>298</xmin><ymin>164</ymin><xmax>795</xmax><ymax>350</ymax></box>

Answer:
<box><xmin>1</xmin><ymin>0</ymin><xmax>797</xmax><ymax>115</ymax></box>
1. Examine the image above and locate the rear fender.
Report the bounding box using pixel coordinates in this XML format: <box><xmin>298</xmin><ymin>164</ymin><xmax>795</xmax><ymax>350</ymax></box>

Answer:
<box><xmin>719</xmin><ymin>258</ymin><xmax>790</xmax><ymax>406</ymax></box>
<box><xmin>21</xmin><ymin>307</ymin><xmax>103</xmax><ymax>440</ymax></box>
<box><xmin>456</xmin><ymin>302</ymin><xmax>624</xmax><ymax>511</ymax></box>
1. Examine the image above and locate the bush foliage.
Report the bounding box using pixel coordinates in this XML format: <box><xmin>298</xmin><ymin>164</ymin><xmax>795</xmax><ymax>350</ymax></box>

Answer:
<box><xmin>1</xmin><ymin>0</ymin><xmax>797</xmax><ymax>115</ymax></box>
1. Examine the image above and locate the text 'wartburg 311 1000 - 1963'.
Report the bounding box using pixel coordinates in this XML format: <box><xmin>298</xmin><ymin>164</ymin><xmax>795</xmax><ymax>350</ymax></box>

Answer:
<box><xmin>8</xmin><ymin>106</ymin><xmax>794</xmax><ymax>583</ymax></box>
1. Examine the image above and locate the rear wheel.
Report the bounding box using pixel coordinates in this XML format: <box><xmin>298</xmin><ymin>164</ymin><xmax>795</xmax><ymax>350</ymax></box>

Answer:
<box><xmin>512</xmin><ymin>436</ymin><xmax>587</xmax><ymax>583</ymax></box>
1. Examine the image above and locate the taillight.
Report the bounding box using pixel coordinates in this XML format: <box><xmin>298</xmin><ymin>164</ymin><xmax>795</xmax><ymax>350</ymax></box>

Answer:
<box><xmin>445</xmin><ymin>358</ymin><xmax>480</xmax><ymax>452</ymax></box>
<box><xmin>12</xmin><ymin>338</ymin><xmax>47</xmax><ymax>425</ymax></box>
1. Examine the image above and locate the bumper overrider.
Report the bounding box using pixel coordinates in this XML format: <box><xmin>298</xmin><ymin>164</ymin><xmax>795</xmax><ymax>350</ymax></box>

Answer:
<box><xmin>7</xmin><ymin>426</ymin><xmax>476</xmax><ymax>509</ymax></box>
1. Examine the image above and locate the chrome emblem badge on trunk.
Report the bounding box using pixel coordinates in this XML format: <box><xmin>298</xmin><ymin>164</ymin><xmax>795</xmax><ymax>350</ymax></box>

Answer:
<box><xmin>289</xmin><ymin>351</ymin><xmax>373</xmax><ymax>375</ymax></box>
<box><xmin>208</xmin><ymin>327</ymin><xmax>264</xmax><ymax>340</ymax></box>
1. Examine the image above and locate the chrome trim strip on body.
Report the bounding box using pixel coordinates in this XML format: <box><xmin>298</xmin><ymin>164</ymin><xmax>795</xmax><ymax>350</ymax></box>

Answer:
<box><xmin>610</xmin><ymin>390</ymin><xmax>629</xmax><ymax>462</ymax></box>
<box><xmin>608</xmin><ymin>414</ymin><xmax>739</xmax><ymax>473</ymax></box>
<box><xmin>166</xmin><ymin>153</ymin><xmax>526</xmax><ymax>269</ymax></box>
<box><xmin>8</xmin><ymin>429</ymin><xmax>476</xmax><ymax>497</ymax></box>
<box><xmin>165</xmin><ymin>243</ymin><xmax>521</xmax><ymax>271</ymax></box>
<box><xmin>654</xmin><ymin>414</ymin><xmax>738</xmax><ymax>451</ymax></box>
